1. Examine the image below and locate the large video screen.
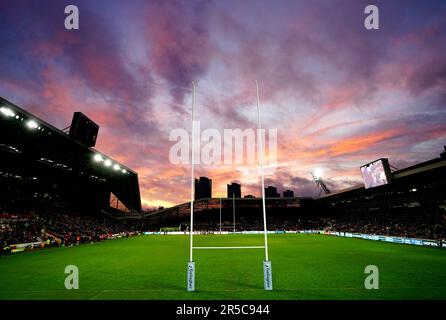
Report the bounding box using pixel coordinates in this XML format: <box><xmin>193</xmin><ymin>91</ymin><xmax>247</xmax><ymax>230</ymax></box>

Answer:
<box><xmin>360</xmin><ymin>158</ymin><xmax>391</xmax><ymax>189</ymax></box>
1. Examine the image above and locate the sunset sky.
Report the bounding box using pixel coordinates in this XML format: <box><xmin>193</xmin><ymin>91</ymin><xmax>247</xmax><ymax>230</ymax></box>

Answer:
<box><xmin>1</xmin><ymin>0</ymin><xmax>445</xmax><ymax>208</ymax></box>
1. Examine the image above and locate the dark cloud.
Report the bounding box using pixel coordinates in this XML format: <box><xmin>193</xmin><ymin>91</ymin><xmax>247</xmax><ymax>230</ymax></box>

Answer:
<box><xmin>145</xmin><ymin>0</ymin><xmax>215</xmax><ymax>110</ymax></box>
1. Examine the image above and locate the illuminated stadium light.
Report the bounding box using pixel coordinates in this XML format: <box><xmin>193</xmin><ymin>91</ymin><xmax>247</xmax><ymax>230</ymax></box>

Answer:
<box><xmin>122</xmin><ymin>169</ymin><xmax>127</xmax><ymax>174</ymax></box>
<box><xmin>113</xmin><ymin>164</ymin><xmax>121</xmax><ymax>171</ymax></box>
<box><xmin>26</xmin><ymin>120</ymin><xmax>39</xmax><ymax>129</ymax></box>
<box><xmin>0</xmin><ymin>107</ymin><xmax>15</xmax><ymax>117</ymax></box>
<box><xmin>313</xmin><ymin>168</ymin><xmax>323</xmax><ymax>180</ymax></box>
<box><xmin>104</xmin><ymin>159</ymin><xmax>112</xmax><ymax>167</ymax></box>
<box><xmin>1</xmin><ymin>144</ymin><xmax>21</xmax><ymax>153</ymax></box>
<box><xmin>93</xmin><ymin>154</ymin><xmax>104</xmax><ymax>162</ymax></box>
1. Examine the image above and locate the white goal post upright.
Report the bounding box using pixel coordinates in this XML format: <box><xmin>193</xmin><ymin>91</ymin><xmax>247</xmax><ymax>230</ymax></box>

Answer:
<box><xmin>219</xmin><ymin>197</ymin><xmax>222</xmax><ymax>234</ymax></box>
<box><xmin>256</xmin><ymin>80</ymin><xmax>273</xmax><ymax>290</ymax></box>
<box><xmin>187</xmin><ymin>81</ymin><xmax>196</xmax><ymax>292</ymax></box>
<box><xmin>233</xmin><ymin>194</ymin><xmax>236</xmax><ymax>232</ymax></box>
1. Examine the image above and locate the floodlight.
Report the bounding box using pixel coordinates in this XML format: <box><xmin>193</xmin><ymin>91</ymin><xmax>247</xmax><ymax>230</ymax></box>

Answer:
<box><xmin>113</xmin><ymin>164</ymin><xmax>121</xmax><ymax>171</ymax></box>
<box><xmin>313</xmin><ymin>168</ymin><xmax>323</xmax><ymax>180</ymax></box>
<box><xmin>122</xmin><ymin>169</ymin><xmax>127</xmax><ymax>174</ymax></box>
<box><xmin>104</xmin><ymin>159</ymin><xmax>112</xmax><ymax>167</ymax></box>
<box><xmin>26</xmin><ymin>120</ymin><xmax>38</xmax><ymax>129</ymax></box>
<box><xmin>94</xmin><ymin>154</ymin><xmax>103</xmax><ymax>162</ymax></box>
<box><xmin>0</xmin><ymin>107</ymin><xmax>15</xmax><ymax>117</ymax></box>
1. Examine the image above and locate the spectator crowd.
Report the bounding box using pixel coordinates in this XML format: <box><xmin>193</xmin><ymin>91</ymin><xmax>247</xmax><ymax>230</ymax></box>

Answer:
<box><xmin>0</xmin><ymin>214</ymin><xmax>141</xmax><ymax>253</ymax></box>
<box><xmin>2</xmin><ymin>208</ymin><xmax>445</xmax><ymax>254</ymax></box>
<box><xmin>187</xmin><ymin>208</ymin><xmax>445</xmax><ymax>240</ymax></box>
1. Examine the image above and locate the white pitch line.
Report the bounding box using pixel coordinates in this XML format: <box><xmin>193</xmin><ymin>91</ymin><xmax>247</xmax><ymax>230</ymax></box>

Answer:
<box><xmin>193</xmin><ymin>246</ymin><xmax>265</xmax><ymax>250</ymax></box>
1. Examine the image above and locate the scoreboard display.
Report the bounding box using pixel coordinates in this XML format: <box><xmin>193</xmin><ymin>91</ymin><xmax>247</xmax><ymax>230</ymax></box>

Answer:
<box><xmin>360</xmin><ymin>158</ymin><xmax>392</xmax><ymax>189</ymax></box>
<box><xmin>69</xmin><ymin>112</ymin><xmax>99</xmax><ymax>148</ymax></box>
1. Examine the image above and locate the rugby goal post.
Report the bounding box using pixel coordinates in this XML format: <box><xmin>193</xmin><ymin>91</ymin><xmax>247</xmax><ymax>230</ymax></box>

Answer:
<box><xmin>187</xmin><ymin>80</ymin><xmax>272</xmax><ymax>291</ymax></box>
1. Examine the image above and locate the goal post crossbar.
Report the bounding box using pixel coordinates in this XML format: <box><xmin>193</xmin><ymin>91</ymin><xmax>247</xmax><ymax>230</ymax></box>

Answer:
<box><xmin>193</xmin><ymin>246</ymin><xmax>265</xmax><ymax>250</ymax></box>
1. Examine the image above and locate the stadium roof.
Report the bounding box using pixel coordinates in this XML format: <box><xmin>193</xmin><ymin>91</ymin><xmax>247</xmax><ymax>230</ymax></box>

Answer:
<box><xmin>143</xmin><ymin>197</ymin><xmax>311</xmax><ymax>226</ymax></box>
<box><xmin>0</xmin><ymin>96</ymin><xmax>142</xmax><ymax>213</ymax></box>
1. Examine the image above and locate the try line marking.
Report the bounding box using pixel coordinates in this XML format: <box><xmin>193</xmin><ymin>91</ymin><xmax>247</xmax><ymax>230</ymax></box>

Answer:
<box><xmin>193</xmin><ymin>246</ymin><xmax>265</xmax><ymax>250</ymax></box>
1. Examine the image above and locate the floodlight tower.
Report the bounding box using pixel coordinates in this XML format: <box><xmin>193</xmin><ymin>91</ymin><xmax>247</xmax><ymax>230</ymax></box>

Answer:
<box><xmin>312</xmin><ymin>169</ymin><xmax>330</xmax><ymax>196</ymax></box>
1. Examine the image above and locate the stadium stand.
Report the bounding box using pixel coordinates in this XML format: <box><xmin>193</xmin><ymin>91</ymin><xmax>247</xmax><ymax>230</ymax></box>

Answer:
<box><xmin>144</xmin><ymin>148</ymin><xmax>446</xmax><ymax>241</ymax></box>
<box><xmin>0</xmin><ymin>97</ymin><xmax>143</xmax><ymax>253</ymax></box>
<box><xmin>0</xmin><ymin>97</ymin><xmax>142</xmax><ymax>217</ymax></box>
<box><xmin>0</xmin><ymin>213</ymin><xmax>141</xmax><ymax>253</ymax></box>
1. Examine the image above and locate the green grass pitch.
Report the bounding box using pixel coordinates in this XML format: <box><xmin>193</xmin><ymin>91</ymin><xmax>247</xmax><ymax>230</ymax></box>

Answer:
<box><xmin>1</xmin><ymin>234</ymin><xmax>446</xmax><ymax>300</ymax></box>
